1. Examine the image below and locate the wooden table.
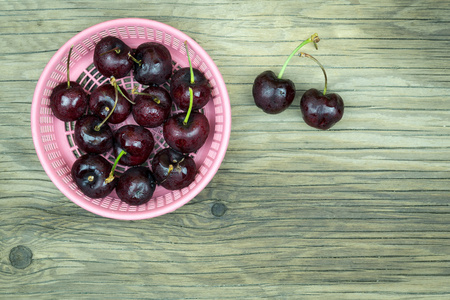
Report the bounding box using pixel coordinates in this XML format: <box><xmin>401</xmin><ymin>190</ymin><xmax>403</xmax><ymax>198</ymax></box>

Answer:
<box><xmin>1</xmin><ymin>0</ymin><xmax>449</xmax><ymax>298</ymax></box>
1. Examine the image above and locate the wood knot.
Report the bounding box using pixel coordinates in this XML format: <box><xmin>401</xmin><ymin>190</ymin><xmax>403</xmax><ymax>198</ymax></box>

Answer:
<box><xmin>9</xmin><ymin>245</ymin><xmax>33</xmax><ymax>269</ymax></box>
<box><xmin>211</xmin><ymin>202</ymin><xmax>227</xmax><ymax>217</ymax></box>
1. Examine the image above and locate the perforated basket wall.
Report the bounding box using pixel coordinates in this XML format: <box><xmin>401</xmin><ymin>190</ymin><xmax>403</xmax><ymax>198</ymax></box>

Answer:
<box><xmin>31</xmin><ymin>19</ymin><xmax>231</xmax><ymax>220</ymax></box>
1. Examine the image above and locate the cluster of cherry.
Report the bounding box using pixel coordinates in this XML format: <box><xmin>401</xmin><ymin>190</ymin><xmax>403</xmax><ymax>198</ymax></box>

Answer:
<box><xmin>50</xmin><ymin>36</ymin><xmax>212</xmax><ymax>206</ymax></box>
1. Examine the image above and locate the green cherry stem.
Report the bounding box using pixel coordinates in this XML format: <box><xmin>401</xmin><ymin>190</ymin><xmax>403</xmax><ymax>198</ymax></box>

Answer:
<box><xmin>161</xmin><ymin>157</ymin><xmax>186</xmax><ymax>184</ymax></box>
<box><xmin>128</xmin><ymin>52</ymin><xmax>142</xmax><ymax>66</ymax></box>
<box><xmin>277</xmin><ymin>33</ymin><xmax>320</xmax><ymax>79</ymax></box>
<box><xmin>110</xmin><ymin>76</ymin><xmax>135</xmax><ymax>105</ymax></box>
<box><xmin>116</xmin><ymin>83</ymin><xmax>135</xmax><ymax>105</ymax></box>
<box><xmin>94</xmin><ymin>77</ymin><xmax>120</xmax><ymax>131</ymax></box>
<box><xmin>184</xmin><ymin>41</ymin><xmax>195</xmax><ymax>84</ymax></box>
<box><xmin>100</xmin><ymin>47</ymin><xmax>121</xmax><ymax>56</ymax></box>
<box><xmin>131</xmin><ymin>85</ymin><xmax>160</xmax><ymax>104</ymax></box>
<box><xmin>159</xmin><ymin>164</ymin><xmax>174</xmax><ymax>184</ymax></box>
<box><xmin>299</xmin><ymin>52</ymin><xmax>328</xmax><ymax>95</ymax></box>
<box><xmin>167</xmin><ymin>164</ymin><xmax>174</xmax><ymax>175</ymax></box>
<box><xmin>66</xmin><ymin>45</ymin><xmax>74</xmax><ymax>89</ymax></box>
<box><xmin>105</xmin><ymin>149</ymin><xmax>127</xmax><ymax>184</ymax></box>
<box><xmin>183</xmin><ymin>87</ymin><xmax>194</xmax><ymax>125</ymax></box>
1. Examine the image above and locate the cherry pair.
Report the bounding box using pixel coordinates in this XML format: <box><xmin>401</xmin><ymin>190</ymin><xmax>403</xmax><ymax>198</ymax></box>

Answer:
<box><xmin>252</xmin><ymin>34</ymin><xmax>344</xmax><ymax>130</ymax></box>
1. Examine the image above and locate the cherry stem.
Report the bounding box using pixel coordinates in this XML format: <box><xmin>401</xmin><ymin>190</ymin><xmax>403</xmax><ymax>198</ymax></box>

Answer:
<box><xmin>299</xmin><ymin>52</ymin><xmax>328</xmax><ymax>95</ymax></box>
<box><xmin>183</xmin><ymin>87</ymin><xmax>194</xmax><ymax>125</ymax></box>
<box><xmin>100</xmin><ymin>47</ymin><xmax>121</xmax><ymax>56</ymax></box>
<box><xmin>128</xmin><ymin>52</ymin><xmax>142</xmax><ymax>66</ymax></box>
<box><xmin>277</xmin><ymin>33</ymin><xmax>320</xmax><ymax>79</ymax></box>
<box><xmin>159</xmin><ymin>164</ymin><xmax>174</xmax><ymax>184</ymax></box>
<box><xmin>116</xmin><ymin>81</ymin><xmax>134</xmax><ymax>104</ymax></box>
<box><xmin>105</xmin><ymin>149</ymin><xmax>127</xmax><ymax>184</ymax></box>
<box><xmin>167</xmin><ymin>164</ymin><xmax>174</xmax><ymax>175</ymax></box>
<box><xmin>184</xmin><ymin>41</ymin><xmax>195</xmax><ymax>84</ymax></box>
<box><xmin>131</xmin><ymin>86</ymin><xmax>160</xmax><ymax>104</ymax></box>
<box><xmin>66</xmin><ymin>45</ymin><xmax>74</xmax><ymax>89</ymax></box>
<box><xmin>94</xmin><ymin>77</ymin><xmax>120</xmax><ymax>131</ymax></box>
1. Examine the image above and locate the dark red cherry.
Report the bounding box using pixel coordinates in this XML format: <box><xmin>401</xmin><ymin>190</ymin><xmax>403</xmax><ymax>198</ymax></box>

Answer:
<box><xmin>113</xmin><ymin>125</ymin><xmax>154</xmax><ymax>166</ymax></box>
<box><xmin>50</xmin><ymin>46</ymin><xmax>89</xmax><ymax>122</ymax></box>
<box><xmin>93</xmin><ymin>36</ymin><xmax>133</xmax><ymax>79</ymax></box>
<box><xmin>297</xmin><ymin>52</ymin><xmax>344</xmax><ymax>130</ymax></box>
<box><xmin>74</xmin><ymin>114</ymin><xmax>113</xmax><ymax>154</ymax></box>
<box><xmin>116</xmin><ymin>166</ymin><xmax>156</xmax><ymax>206</ymax></box>
<box><xmin>152</xmin><ymin>148</ymin><xmax>197</xmax><ymax>190</ymax></box>
<box><xmin>252</xmin><ymin>70</ymin><xmax>295</xmax><ymax>114</ymax></box>
<box><xmin>300</xmin><ymin>88</ymin><xmax>344</xmax><ymax>130</ymax></box>
<box><xmin>132</xmin><ymin>86</ymin><xmax>172</xmax><ymax>128</ymax></box>
<box><xmin>170</xmin><ymin>67</ymin><xmax>212</xmax><ymax>111</ymax></box>
<box><xmin>252</xmin><ymin>34</ymin><xmax>320</xmax><ymax>114</ymax></box>
<box><xmin>50</xmin><ymin>81</ymin><xmax>88</xmax><ymax>122</ymax></box>
<box><xmin>132</xmin><ymin>42</ymin><xmax>172</xmax><ymax>85</ymax></box>
<box><xmin>89</xmin><ymin>83</ymin><xmax>132</xmax><ymax>124</ymax></box>
<box><xmin>71</xmin><ymin>154</ymin><xmax>116</xmax><ymax>199</ymax></box>
<box><xmin>163</xmin><ymin>111</ymin><xmax>210</xmax><ymax>154</ymax></box>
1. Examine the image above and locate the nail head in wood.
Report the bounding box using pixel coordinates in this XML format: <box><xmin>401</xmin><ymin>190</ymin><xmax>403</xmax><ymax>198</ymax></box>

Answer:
<box><xmin>211</xmin><ymin>202</ymin><xmax>227</xmax><ymax>217</ymax></box>
<box><xmin>9</xmin><ymin>245</ymin><xmax>33</xmax><ymax>269</ymax></box>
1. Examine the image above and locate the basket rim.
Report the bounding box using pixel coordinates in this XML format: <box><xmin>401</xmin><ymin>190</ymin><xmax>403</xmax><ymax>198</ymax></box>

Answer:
<box><xmin>31</xmin><ymin>18</ymin><xmax>231</xmax><ymax>220</ymax></box>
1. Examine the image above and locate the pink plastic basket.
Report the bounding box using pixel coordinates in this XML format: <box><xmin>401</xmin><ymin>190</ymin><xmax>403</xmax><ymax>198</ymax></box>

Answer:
<box><xmin>31</xmin><ymin>18</ymin><xmax>231</xmax><ymax>220</ymax></box>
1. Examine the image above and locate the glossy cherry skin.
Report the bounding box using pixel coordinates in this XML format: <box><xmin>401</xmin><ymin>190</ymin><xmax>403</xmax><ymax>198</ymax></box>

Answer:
<box><xmin>71</xmin><ymin>154</ymin><xmax>116</xmax><ymax>198</ymax></box>
<box><xmin>89</xmin><ymin>83</ymin><xmax>132</xmax><ymax>124</ymax></box>
<box><xmin>93</xmin><ymin>36</ymin><xmax>133</xmax><ymax>79</ymax></box>
<box><xmin>300</xmin><ymin>88</ymin><xmax>344</xmax><ymax>130</ymax></box>
<box><xmin>170</xmin><ymin>67</ymin><xmax>213</xmax><ymax>111</ymax></box>
<box><xmin>133</xmin><ymin>42</ymin><xmax>172</xmax><ymax>85</ymax></box>
<box><xmin>113</xmin><ymin>125</ymin><xmax>154</xmax><ymax>166</ymax></box>
<box><xmin>74</xmin><ymin>114</ymin><xmax>113</xmax><ymax>154</ymax></box>
<box><xmin>116</xmin><ymin>166</ymin><xmax>156</xmax><ymax>205</ymax></box>
<box><xmin>152</xmin><ymin>148</ymin><xmax>197</xmax><ymax>190</ymax></box>
<box><xmin>163</xmin><ymin>111</ymin><xmax>210</xmax><ymax>154</ymax></box>
<box><xmin>252</xmin><ymin>70</ymin><xmax>296</xmax><ymax>114</ymax></box>
<box><xmin>50</xmin><ymin>81</ymin><xmax>88</xmax><ymax>122</ymax></box>
<box><xmin>132</xmin><ymin>86</ymin><xmax>172</xmax><ymax>128</ymax></box>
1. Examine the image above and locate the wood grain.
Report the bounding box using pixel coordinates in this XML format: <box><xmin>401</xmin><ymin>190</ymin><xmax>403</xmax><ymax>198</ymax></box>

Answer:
<box><xmin>1</xmin><ymin>0</ymin><xmax>449</xmax><ymax>299</ymax></box>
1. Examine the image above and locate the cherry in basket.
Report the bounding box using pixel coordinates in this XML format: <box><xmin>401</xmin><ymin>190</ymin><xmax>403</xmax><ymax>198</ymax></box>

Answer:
<box><xmin>164</xmin><ymin>88</ymin><xmax>210</xmax><ymax>154</ymax></box>
<box><xmin>152</xmin><ymin>148</ymin><xmax>197</xmax><ymax>190</ymax></box>
<box><xmin>130</xmin><ymin>42</ymin><xmax>173</xmax><ymax>85</ymax></box>
<box><xmin>116</xmin><ymin>166</ymin><xmax>157</xmax><ymax>206</ymax></box>
<box><xmin>89</xmin><ymin>77</ymin><xmax>134</xmax><ymax>125</ymax></box>
<box><xmin>113</xmin><ymin>125</ymin><xmax>155</xmax><ymax>166</ymax></box>
<box><xmin>93</xmin><ymin>36</ymin><xmax>133</xmax><ymax>79</ymax></box>
<box><xmin>170</xmin><ymin>41</ymin><xmax>213</xmax><ymax>111</ymax></box>
<box><xmin>50</xmin><ymin>46</ymin><xmax>88</xmax><ymax>122</ymax></box>
<box><xmin>132</xmin><ymin>85</ymin><xmax>173</xmax><ymax>128</ymax></box>
<box><xmin>71</xmin><ymin>154</ymin><xmax>117</xmax><ymax>198</ymax></box>
<box><xmin>74</xmin><ymin>114</ymin><xmax>114</xmax><ymax>154</ymax></box>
